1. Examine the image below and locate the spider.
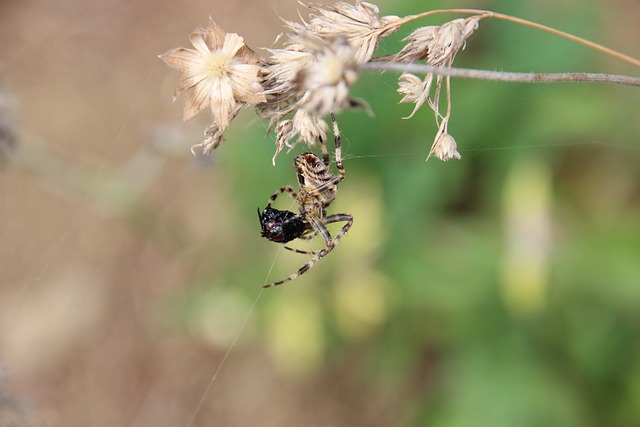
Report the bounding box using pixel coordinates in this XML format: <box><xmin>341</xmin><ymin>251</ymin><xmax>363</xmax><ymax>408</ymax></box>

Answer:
<box><xmin>258</xmin><ymin>113</ymin><xmax>353</xmax><ymax>288</ymax></box>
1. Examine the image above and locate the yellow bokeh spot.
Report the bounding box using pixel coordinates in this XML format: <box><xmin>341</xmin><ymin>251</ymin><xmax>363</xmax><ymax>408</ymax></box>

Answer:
<box><xmin>500</xmin><ymin>156</ymin><xmax>552</xmax><ymax>317</ymax></box>
<box><xmin>333</xmin><ymin>269</ymin><xmax>389</xmax><ymax>340</ymax></box>
<box><xmin>265</xmin><ymin>292</ymin><xmax>325</xmax><ymax>378</ymax></box>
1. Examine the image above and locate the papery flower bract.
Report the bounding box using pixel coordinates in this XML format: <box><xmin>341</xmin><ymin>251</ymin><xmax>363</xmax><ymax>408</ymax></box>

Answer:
<box><xmin>294</xmin><ymin>35</ymin><xmax>359</xmax><ymax>116</ymax></box>
<box><xmin>273</xmin><ymin>110</ymin><xmax>328</xmax><ymax>165</ymax></box>
<box><xmin>396</xmin><ymin>17</ymin><xmax>479</xmax><ymax>65</ymax></box>
<box><xmin>262</xmin><ymin>48</ymin><xmax>314</xmax><ymax>98</ymax></box>
<box><xmin>192</xmin><ymin>122</ymin><xmax>224</xmax><ymax>157</ymax></box>
<box><xmin>395</xmin><ymin>15</ymin><xmax>479</xmax><ymax>157</ymax></box>
<box><xmin>428</xmin><ymin>117</ymin><xmax>461</xmax><ymax>161</ymax></box>
<box><xmin>159</xmin><ymin>17</ymin><xmax>266</xmax><ymax>129</ymax></box>
<box><xmin>397</xmin><ymin>73</ymin><xmax>434</xmax><ymax>119</ymax></box>
<box><xmin>431</xmin><ymin>133</ymin><xmax>461</xmax><ymax>161</ymax></box>
<box><xmin>306</xmin><ymin>1</ymin><xmax>400</xmax><ymax>63</ymax></box>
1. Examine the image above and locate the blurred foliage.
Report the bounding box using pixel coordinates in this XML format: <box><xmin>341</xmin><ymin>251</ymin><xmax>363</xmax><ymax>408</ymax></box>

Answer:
<box><xmin>179</xmin><ymin>0</ymin><xmax>640</xmax><ymax>426</ymax></box>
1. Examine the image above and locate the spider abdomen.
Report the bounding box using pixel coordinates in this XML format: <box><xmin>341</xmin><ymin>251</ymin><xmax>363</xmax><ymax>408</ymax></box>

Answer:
<box><xmin>295</xmin><ymin>152</ymin><xmax>336</xmax><ymax>206</ymax></box>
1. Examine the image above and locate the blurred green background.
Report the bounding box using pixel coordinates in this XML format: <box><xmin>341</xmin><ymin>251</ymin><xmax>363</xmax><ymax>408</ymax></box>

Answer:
<box><xmin>1</xmin><ymin>0</ymin><xmax>639</xmax><ymax>426</ymax></box>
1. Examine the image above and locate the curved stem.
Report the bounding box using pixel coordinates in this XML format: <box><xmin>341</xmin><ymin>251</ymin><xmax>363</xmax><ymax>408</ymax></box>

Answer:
<box><xmin>360</xmin><ymin>61</ymin><xmax>640</xmax><ymax>87</ymax></box>
<box><xmin>386</xmin><ymin>9</ymin><xmax>640</xmax><ymax>68</ymax></box>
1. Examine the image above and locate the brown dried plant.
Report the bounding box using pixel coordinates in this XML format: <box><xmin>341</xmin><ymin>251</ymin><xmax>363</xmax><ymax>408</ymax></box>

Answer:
<box><xmin>159</xmin><ymin>1</ymin><xmax>640</xmax><ymax>163</ymax></box>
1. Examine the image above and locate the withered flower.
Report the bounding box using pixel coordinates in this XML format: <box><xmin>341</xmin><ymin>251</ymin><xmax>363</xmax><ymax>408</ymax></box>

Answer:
<box><xmin>262</xmin><ymin>47</ymin><xmax>314</xmax><ymax>99</ymax></box>
<box><xmin>294</xmin><ymin>34</ymin><xmax>359</xmax><ymax>116</ymax></box>
<box><xmin>159</xmin><ymin>17</ymin><xmax>266</xmax><ymax>129</ymax></box>
<box><xmin>428</xmin><ymin>117</ymin><xmax>461</xmax><ymax>161</ymax></box>
<box><xmin>396</xmin><ymin>17</ymin><xmax>479</xmax><ymax>65</ymax></box>
<box><xmin>306</xmin><ymin>1</ymin><xmax>400</xmax><ymax>63</ymax></box>
<box><xmin>273</xmin><ymin>109</ymin><xmax>328</xmax><ymax>165</ymax></box>
<box><xmin>192</xmin><ymin>121</ymin><xmax>223</xmax><ymax>157</ymax></box>
<box><xmin>395</xmin><ymin>17</ymin><xmax>480</xmax><ymax>116</ymax></box>
<box><xmin>397</xmin><ymin>73</ymin><xmax>433</xmax><ymax>119</ymax></box>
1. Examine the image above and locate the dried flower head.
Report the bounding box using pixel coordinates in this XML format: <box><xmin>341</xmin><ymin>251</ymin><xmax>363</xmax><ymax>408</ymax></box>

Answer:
<box><xmin>273</xmin><ymin>109</ymin><xmax>329</xmax><ymax>164</ymax></box>
<box><xmin>306</xmin><ymin>1</ymin><xmax>400</xmax><ymax>63</ymax></box>
<box><xmin>159</xmin><ymin>17</ymin><xmax>266</xmax><ymax>128</ymax></box>
<box><xmin>191</xmin><ymin>123</ymin><xmax>224</xmax><ymax>156</ymax></box>
<box><xmin>396</xmin><ymin>17</ymin><xmax>479</xmax><ymax>65</ymax></box>
<box><xmin>293</xmin><ymin>34</ymin><xmax>359</xmax><ymax>116</ymax></box>
<box><xmin>394</xmin><ymin>16</ymin><xmax>479</xmax><ymax>158</ymax></box>
<box><xmin>262</xmin><ymin>47</ymin><xmax>314</xmax><ymax>100</ymax></box>
<box><xmin>431</xmin><ymin>133</ymin><xmax>461</xmax><ymax>161</ymax></box>
<box><xmin>397</xmin><ymin>73</ymin><xmax>434</xmax><ymax>119</ymax></box>
<box><xmin>428</xmin><ymin>117</ymin><xmax>461</xmax><ymax>161</ymax></box>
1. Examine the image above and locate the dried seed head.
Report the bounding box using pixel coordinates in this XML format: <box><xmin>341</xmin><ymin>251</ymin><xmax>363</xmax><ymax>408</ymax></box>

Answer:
<box><xmin>306</xmin><ymin>1</ymin><xmax>400</xmax><ymax>63</ymax></box>
<box><xmin>397</xmin><ymin>73</ymin><xmax>434</xmax><ymax>119</ymax></box>
<box><xmin>396</xmin><ymin>17</ymin><xmax>479</xmax><ymax>65</ymax></box>
<box><xmin>262</xmin><ymin>48</ymin><xmax>314</xmax><ymax>98</ymax></box>
<box><xmin>260</xmin><ymin>19</ymin><xmax>362</xmax><ymax>122</ymax></box>
<box><xmin>428</xmin><ymin>118</ymin><xmax>461</xmax><ymax>161</ymax></box>
<box><xmin>294</xmin><ymin>34</ymin><xmax>359</xmax><ymax>116</ymax></box>
<box><xmin>159</xmin><ymin>17</ymin><xmax>267</xmax><ymax>128</ymax></box>
<box><xmin>273</xmin><ymin>110</ymin><xmax>328</xmax><ymax>165</ymax></box>
<box><xmin>189</xmin><ymin>101</ymin><xmax>242</xmax><ymax>156</ymax></box>
<box><xmin>274</xmin><ymin>119</ymin><xmax>295</xmax><ymax>163</ymax></box>
<box><xmin>431</xmin><ymin>133</ymin><xmax>461</xmax><ymax>161</ymax></box>
<box><xmin>191</xmin><ymin>122</ymin><xmax>225</xmax><ymax>156</ymax></box>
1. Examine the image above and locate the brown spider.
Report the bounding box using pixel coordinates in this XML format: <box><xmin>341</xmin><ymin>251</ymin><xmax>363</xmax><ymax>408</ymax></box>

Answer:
<box><xmin>258</xmin><ymin>113</ymin><xmax>353</xmax><ymax>288</ymax></box>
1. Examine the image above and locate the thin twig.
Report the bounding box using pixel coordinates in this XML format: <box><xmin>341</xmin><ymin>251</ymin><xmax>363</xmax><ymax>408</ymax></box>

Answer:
<box><xmin>360</xmin><ymin>61</ymin><xmax>640</xmax><ymax>87</ymax></box>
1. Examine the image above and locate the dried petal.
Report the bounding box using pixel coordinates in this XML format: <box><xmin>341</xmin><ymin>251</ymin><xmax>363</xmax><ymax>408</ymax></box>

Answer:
<box><xmin>397</xmin><ymin>73</ymin><xmax>435</xmax><ymax>118</ymax></box>
<box><xmin>306</xmin><ymin>1</ymin><xmax>400</xmax><ymax>63</ymax></box>
<box><xmin>159</xmin><ymin>18</ymin><xmax>266</xmax><ymax>129</ymax></box>
<box><xmin>191</xmin><ymin>122</ymin><xmax>225</xmax><ymax>156</ymax></box>
<box><xmin>272</xmin><ymin>110</ymin><xmax>328</xmax><ymax>164</ymax></box>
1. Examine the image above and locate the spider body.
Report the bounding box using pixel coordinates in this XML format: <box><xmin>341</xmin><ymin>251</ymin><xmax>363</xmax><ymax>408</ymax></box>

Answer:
<box><xmin>258</xmin><ymin>114</ymin><xmax>352</xmax><ymax>288</ymax></box>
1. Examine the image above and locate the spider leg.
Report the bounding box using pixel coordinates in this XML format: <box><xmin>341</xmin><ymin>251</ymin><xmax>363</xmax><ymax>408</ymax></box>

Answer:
<box><xmin>263</xmin><ymin>213</ymin><xmax>353</xmax><ymax>288</ymax></box>
<box><xmin>297</xmin><ymin>230</ymin><xmax>318</xmax><ymax>241</ymax></box>
<box><xmin>330</xmin><ymin>113</ymin><xmax>345</xmax><ymax>182</ymax></box>
<box><xmin>322</xmin><ymin>213</ymin><xmax>353</xmax><ymax>246</ymax></box>
<box><xmin>266</xmin><ymin>186</ymin><xmax>297</xmax><ymax>208</ymax></box>
<box><xmin>283</xmin><ymin>246</ymin><xmax>321</xmax><ymax>255</ymax></box>
<box><xmin>281</xmin><ymin>229</ymin><xmax>320</xmax><ymax>254</ymax></box>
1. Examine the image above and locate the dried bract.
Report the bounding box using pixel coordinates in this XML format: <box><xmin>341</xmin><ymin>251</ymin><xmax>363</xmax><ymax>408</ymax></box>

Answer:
<box><xmin>192</xmin><ymin>123</ymin><xmax>225</xmax><ymax>156</ymax></box>
<box><xmin>428</xmin><ymin>118</ymin><xmax>461</xmax><ymax>161</ymax></box>
<box><xmin>294</xmin><ymin>34</ymin><xmax>359</xmax><ymax>116</ymax></box>
<box><xmin>397</xmin><ymin>73</ymin><xmax>433</xmax><ymax>119</ymax></box>
<box><xmin>431</xmin><ymin>133</ymin><xmax>461</xmax><ymax>161</ymax></box>
<box><xmin>396</xmin><ymin>17</ymin><xmax>479</xmax><ymax>65</ymax></box>
<box><xmin>262</xmin><ymin>47</ymin><xmax>314</xmax><ymax>99</ymax></box>
<box><xmin>306</xmin><ymin>1</ymin><xmax>400</xmax><ymax>63</ymax></box>
<box><xmin>273</xmin><ymin>109</ymin><xmax>329</xmax><ymax>164</ymax></box>
<box><xmin>159</xmin><ymin>17</ymin><xmax>266</xmax><ymax>128</ymax></box>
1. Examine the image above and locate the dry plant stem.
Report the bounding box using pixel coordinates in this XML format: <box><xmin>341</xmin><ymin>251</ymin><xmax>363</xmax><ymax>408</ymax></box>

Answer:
<box><xmin>386</xmin><ymin>9</ymin><xmax>640</xmax><ymax>68</ymax></box>
<box><xmin>361</xmin><ymin>62</ymin><xmax>640</xmax><ymax>87</ymax></box>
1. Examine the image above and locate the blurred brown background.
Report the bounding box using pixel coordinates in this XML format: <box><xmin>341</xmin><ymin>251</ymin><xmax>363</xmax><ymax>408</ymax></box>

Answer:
<box><xmin>1</xmin><ymin>1</ymin><xmax>331</xmax><ymax>426</ymax></box>
<box><xmin>1</xmin><ymin>0</ymin><xmax>639</xmax><ymax>426</ymax></box>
